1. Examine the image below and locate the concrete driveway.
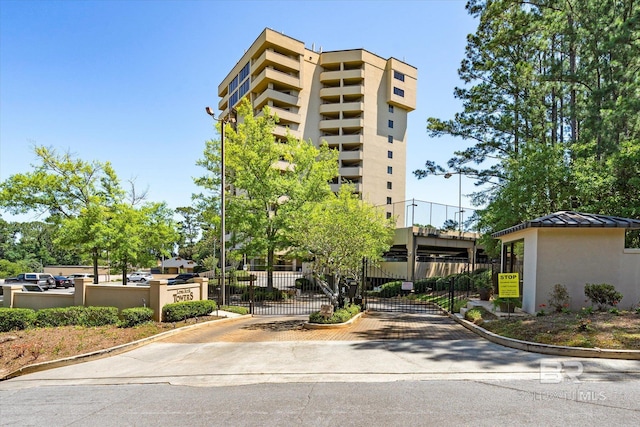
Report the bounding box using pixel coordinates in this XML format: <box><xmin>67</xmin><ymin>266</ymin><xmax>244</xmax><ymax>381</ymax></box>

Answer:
<box><xmin>2</xmin><ymin>312</ymin><xmax>639</xmax><ymax>390</ymax></box>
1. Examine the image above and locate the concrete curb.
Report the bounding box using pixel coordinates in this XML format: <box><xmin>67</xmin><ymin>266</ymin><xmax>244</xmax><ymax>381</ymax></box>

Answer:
<box><xmin>302</xmin><ymin>311</ymin><xmax>365</xmax><ymax>329</ymax></box>
<box><xmin>1</xmin><ymin>312</ymin><xmax>252</xmax><ymax>381</ymax></box>
<box><xmin>449</xmin><ymin>312</ymin><xmax>640</xmax><ymax>360</ymax></box>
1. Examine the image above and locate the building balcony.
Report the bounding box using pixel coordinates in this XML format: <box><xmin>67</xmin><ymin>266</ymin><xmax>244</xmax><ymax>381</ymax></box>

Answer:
<box><xmin>320</xmin><ymin>134</ymin><xmax>363</xmax><ymax>145</ymax></box>
<box><xmin>273</xmin><ymin>124</ymin><xmax>301</xmax><ymax>139</ymax></box>
<box><xmin>319</xmin><ymin>117</ymin><xmax>364</xmax><ymax>131</ymax></box>
<box><xmin>253</xmin><ymin>89</ymin><xmax>300</xmax><ymax>110</ymax></box>
<box><xmin>252</xmin><ymin>49</ymin><xmax>300</xmax><ymax>75</ymax></box>
<box><xmin>253</xmin><ymin>68</ymin><xmax>302</xmax><ymax>93</ymax></box>
<box><xmin>257</xmin><ymin>106</ymin><xmax>300</xmax><ymax>124</ymax></box>
<box><xmin>339</xmin><ymin>150</ymin><xmax>363</xmax><ymax>161</ymax></box>
<box><xmin>331</xmin><ymin>182</ymin><xmax>362</xmax><ymax>193</ymax></box>
<box><xmin>319</xmin><ymin>84</ymin><xmax>364</xmax><ymax>99</ymax></box>
<box><xmin>319</xmin><ymin>101</ymin><xmax>364</xmax><ymax>115</ymax></box>
<box><xmin>320</xmin><ymin>69</ymin><xmax>364</xmax><ymax>82</ymax></box>
<box><xmin>339</xmin><ymin>166</ymin><xmax>363</xmax><ymax>177</ymax></box>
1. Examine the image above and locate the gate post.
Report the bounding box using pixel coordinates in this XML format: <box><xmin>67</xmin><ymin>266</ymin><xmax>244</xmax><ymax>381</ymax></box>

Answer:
<box><xmin>449</xmin><ymin>276</ymin><xmax>455</xmax><ymax>313</ymax></box>
<box><xmin>249</xmin><ymin>274</ymin><xmax>255</xmax><ymax>315</ymax></box>
<box><xmin>361</xmin><ymin>258</ymin><xmax>367</xmax><ymax>309</ymax></box>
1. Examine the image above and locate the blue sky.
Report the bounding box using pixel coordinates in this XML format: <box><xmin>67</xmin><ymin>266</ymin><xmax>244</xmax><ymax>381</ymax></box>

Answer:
<box><xmin>0</xmin><ymin>0</ymin><xmax>478</xmax><ymax>227</ymax></box>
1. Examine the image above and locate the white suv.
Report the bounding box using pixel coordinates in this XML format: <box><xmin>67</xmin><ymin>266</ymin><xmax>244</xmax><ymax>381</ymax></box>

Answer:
<box><xmin>127</xmin><ymin>272</ymin><xmax>153</xmax><ymax>283</ymax></box>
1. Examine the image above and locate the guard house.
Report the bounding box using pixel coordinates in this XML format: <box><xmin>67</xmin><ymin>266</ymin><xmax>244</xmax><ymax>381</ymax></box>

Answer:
<box><xmin>492</xmin><ymin>211</ymin><xmax>640</xmax><ymax>313</ymax></box>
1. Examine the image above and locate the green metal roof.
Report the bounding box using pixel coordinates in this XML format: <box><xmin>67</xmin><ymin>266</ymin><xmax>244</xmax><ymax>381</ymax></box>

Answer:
<box><xmin>492</xmin><ymin>211</ymin><xmax>640</xmax><ymax>238</ymax></box>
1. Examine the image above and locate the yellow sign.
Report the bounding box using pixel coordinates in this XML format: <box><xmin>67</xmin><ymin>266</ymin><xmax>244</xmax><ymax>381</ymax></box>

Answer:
<box><xmin>498</xmin><ymin>273</ymin><xmax>520</xmax><ymax>298</ymax></box>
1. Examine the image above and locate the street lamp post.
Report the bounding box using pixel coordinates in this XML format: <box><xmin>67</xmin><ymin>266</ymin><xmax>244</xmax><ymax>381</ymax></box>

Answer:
<box><xmin>444</xmin><ymin>171</ymin><xmax>463</xmax><ymax>232</ymax></box>
<box><xmin>406</xmin><ymin>199</ymin><xmax>417</xmax><ymax>227</ymax></box>
<box><xmin>205</xmin><ymin>106</ymin><xmax>235</xmax><ymax>306</ymax></box>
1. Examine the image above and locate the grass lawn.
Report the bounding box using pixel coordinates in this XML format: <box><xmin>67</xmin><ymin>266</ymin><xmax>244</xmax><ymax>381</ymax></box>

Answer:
<box><xmin>480</xmin><ymin>310</ymin><xmax>640</xmax><ymax>349</ymax></box>
<box><xmin>0</xmin><ymin>315</ymin><xmax>221</xmax><ymax>379</ymax></box>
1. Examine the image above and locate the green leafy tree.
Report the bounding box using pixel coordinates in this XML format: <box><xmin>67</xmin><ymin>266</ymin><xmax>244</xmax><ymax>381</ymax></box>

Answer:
<box><xmin>290</xmin><ymin>185</ymin><xmax>395</xmax><ymax>296</ymax></box>
<box><xmin>196</xmin><ymin>99</ymin><xmax>338</xmax><ymax>289</ymax></box>
<box><xmin>175</xmin><ymin>206</ymin><xmax>201</xmax><ymax>261</ymax></box>
<box><xmin>0</xmin><ymin>147</ymin><xmax>125</xmax><ymax>281</ymax></box>
<box><xmin>0</xmin><ymin>146</ymin><xmax>177</xmax><ymax>281</ymax></box>
<box><xmin>415</xmin><ymin>0</ymin><xmax>640</xmax><ymax>255</ymax></box>
<box><xmin>104</xmin><ymin>202</ymin><xmax>178</xmax><ymax>283</ymax></box>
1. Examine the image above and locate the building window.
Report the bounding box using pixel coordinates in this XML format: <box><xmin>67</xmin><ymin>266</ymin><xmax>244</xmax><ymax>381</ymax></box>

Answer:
<box><xmin>239</xmin><ymin>62</ymin><xmax>250</xmax><ymax>81</ymax></box>
<box><xmin>388</xmin><ymin>120</ymin><xmax>394</xmax><ymax>128</ymax></box>
<box><xmin>393</xmin><ymin>87</ymin><xmax>405</xmax><ymax>97</ymax></box>
<box><xmin>394</xmin><ymin>70</ymin><xmax>405</xmax><ymax>82</ymax></box>
<box><xmin>229</xmin><ymin>75</ymin><xmax>239</xmax><ymax>92</ymax></box>
<box><xmin>388</xmin><ymin>104</ymin><xmax>394</xmax><ymax>113</ymax></box>
<box><xmin>388</xmin><ymin>135</ymin><xmax>393</xmax><ymax>143</ymax></box>
<box><xmin>230</xmin><ymin>91</ymin><xmax>238</xmax><ymax>107</ymax></box>
<box><xmin>387</xmin><ymin>166</ymin><xmax>393</xmax><ymax>174</ymax></box>
<box><xmin>386</xmin><ymin>212</ymin><xmax>392</xmax><ymax>219</ymax></box>
<box><xmin>386</xmin><ymin>197</ymin><xmax>392</xmax><ymax>204</ymax></box>
<box><xmin>239</xmin><ymin>79</ymin><xmax>250</xmax><ymax>98</ymax></box>
<box><xmin>387</xmin><ymin>181</ymin><xmax>392</xmax><ymax>190</ymax></box>
<box><xmin>387</xmin><ymin>150</ymin><xmax>393</xmax><ymax>159</ymax></box>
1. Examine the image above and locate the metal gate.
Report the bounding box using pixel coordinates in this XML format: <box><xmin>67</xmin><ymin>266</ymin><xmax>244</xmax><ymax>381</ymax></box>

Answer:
<box><xmin>210</xmin><ymin>270</ymin><xmax>331</xmax><ymax>315</ymax></box>
<box><xmin>361</xmin><ymin>259</ymin><xmax>471</xmax><ymax>314</ymax></box>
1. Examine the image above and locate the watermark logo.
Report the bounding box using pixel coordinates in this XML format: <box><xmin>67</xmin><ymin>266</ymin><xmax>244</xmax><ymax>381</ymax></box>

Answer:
<box><xmin>539</xmin><ymin>360</ymin><xmax>584</xmax><ymax>383</ymax></box>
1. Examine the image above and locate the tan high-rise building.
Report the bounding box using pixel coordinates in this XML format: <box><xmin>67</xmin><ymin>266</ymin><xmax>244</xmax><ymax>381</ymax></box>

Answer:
<box><xmin>217</xmin><ymin>28</ymin><xmax>417</xmax><ymax>226</ymax></box>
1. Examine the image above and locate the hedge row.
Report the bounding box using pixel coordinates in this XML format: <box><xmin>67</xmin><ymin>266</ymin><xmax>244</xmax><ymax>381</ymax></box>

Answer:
<box><xmin>162</xmin><ymin>300</ymin><xmax>217</xmax><ymax>322</ymax></box>
<box><xmin>0</xmin><ymin>306</ymin><xmax>154</xmax><ymax>332</ymax></box>
<box><xmin>368</xmin><ymin>271</ymin><xmax>488</xmax><ymax>298</ymax></box>
<box><xmin>0</xmin><ymin>299</ymin><xmax>223</xmax><ymax>332</ymax></box>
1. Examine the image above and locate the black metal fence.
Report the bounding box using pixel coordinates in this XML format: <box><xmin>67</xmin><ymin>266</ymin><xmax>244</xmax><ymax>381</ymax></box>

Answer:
<box><xmin>212</xmin><ymin>261</ymin><xmax>489</xmax><ymax>316</ymax></box>
<box><xmin>362</xmin><ymin>259</ymin><xmax>476</xmax><ymax>315</ymax></box>
<box><xmin>209</xmin><ymin>270</ymin><xmax>331</xmax><ymax>315</ymax></box>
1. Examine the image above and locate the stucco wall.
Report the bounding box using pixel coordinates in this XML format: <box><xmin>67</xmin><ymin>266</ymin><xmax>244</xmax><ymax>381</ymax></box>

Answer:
<box><xmin>532</xmin><ymin>228</ymin><xmax>638</xmax><ymax>310</ymax></box>
<box><xmin>620</xmin><ymin>249</ymin><xmax>640</xmax><ymax>308</ymax></box>
<box><xmin>12</xmin><ymin>292</ymin><xmax>75</xmax><ymax>310</ymax></box>
<box><xmin>498</xmin><ymin>227</ymin><xmax>640</xmax><ymax>312</ymax></box>
<box><xmin>85</xmin><ymin>285</ymin><xmax>150</xmax><ymax>312</ymax></box>
<box><xmin>2</xmin><ymin>278</ymin><xmax>210</xmax><ymax>322</ymax></box>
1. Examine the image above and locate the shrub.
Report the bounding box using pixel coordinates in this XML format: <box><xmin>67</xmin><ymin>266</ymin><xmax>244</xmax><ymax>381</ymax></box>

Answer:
<box><xmin>241</xmin><ymin>287</ymin><xmax>285</xmax><ymax>301</ymax></box>
<box><xmin>584</xmin><ymin>283</ymin><xmax>623</xmax><ymax>310</ymax></box>
<box><xmin>309</xmin><ymin>304</ymin><xmax>361</xmax><ymax>324</ymax></box>
<box><xmin>465</xmin><ymin>308</ymin><xmax>484</xmax><ymax>325</ymax></box>
<box><xmin>34</xmin><ymin>306</ymin><xmax>119</xmax><ymax>327</ymax></box>
<box><xmin>82</xmin><ymin>306</ymin><xmax>120</xmax><ymax>327</ymax></box>
<box><xmin>414</xmin><ymin>277</ymin><xmax>439</xmax><ymax>293</ymax></box>
<box><xmin>119</xmin><ymin>307</ymin><xmax>154</xmax><ymax>328</ymax></box>
<box><xmin>452</xmin><ymin>298</ymin><xmax>469</xmax><ymax>313</ymax></box>
<box><xmin>547</xmin><ymin>284</ymin><xmax>571</xmax><ymax>312</ymax></box>
<box><xmin>295</xmin><ymin>277</ymin><xmax>318</xmax><ymax>292</ymax></box>
<box><xmin>162</xmin><ymin>300</ymin><xmax>217</xmax><ymax>322</ymax></box>
<box><xmin>227</xmin><ymin>283</ymin><xmax>249</xmax><ymax>295</ymax></box>
<box><xmin>472</xmin><ymin>271</ymin><xmax>493</xmax><ymax>291</ymax></box>
<box><xmin>0</xmin><ymin>308</ymin><xmax>36</xmax><ymax>332</ymax></box>
<box><xmin>434</xmin><ymin>277</ymin><xmax>450</xmax><ymax>291</ymax></box>
<box><xmin>379</xmin><ymin>281</ymin><xmax>402</xmax><ymax>297</ymax></box>
<box><xmin>35</xmin><ymin>306</ymin><xmax>85</xmax><ymax>327</ymax></box>
<box><xmin>454</xmin><ymin>273</ymin><xmax>472</xmax><ymax>291</ymax></box>
<box><xmin>220</xmin><ymin>305</ymin><xmax>249</xmax><ymax>315</ymax></box>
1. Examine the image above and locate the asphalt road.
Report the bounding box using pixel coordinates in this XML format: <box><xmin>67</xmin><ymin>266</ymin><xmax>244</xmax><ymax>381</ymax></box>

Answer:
<box><xmin>1</xmin><ymin>313</ymin><xmax>640</xmax><ymax>426</ymax></box>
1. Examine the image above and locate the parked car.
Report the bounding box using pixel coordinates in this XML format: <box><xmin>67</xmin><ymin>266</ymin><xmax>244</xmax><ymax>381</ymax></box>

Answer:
<box><xmin>4</xmin><ymin>273</ymin><xmax>55</xmax><ymax>290</ymax></box>
<box><xmin>53</xmin><ymin>275</ymin><xmax>72</xmax><ymax>288</ymax></box>
<box><xmin>127</xmin><ymin>272</ymin><xmax>153</xmax><ymax>283</ymax></box>
<box><xmin>167</xmin><ymin>273</ymin><xmax>199</xmax><ymax>285</ymax></box>
<box><xmin>67</xmin><ymin>273</ymin><xmax>94</xmax><ymax>286</ymax></box>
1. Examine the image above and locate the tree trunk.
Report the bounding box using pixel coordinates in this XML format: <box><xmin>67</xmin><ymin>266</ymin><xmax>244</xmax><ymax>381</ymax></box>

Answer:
<box><xmin>92</xmin><ymin>247</ymin><xmax>99</xmax><ymax>284</ymax></box>
<box><xmin>266</xmin><ymin>248</ymin><xmax>274</xmax><ymax>291</ymax></box>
